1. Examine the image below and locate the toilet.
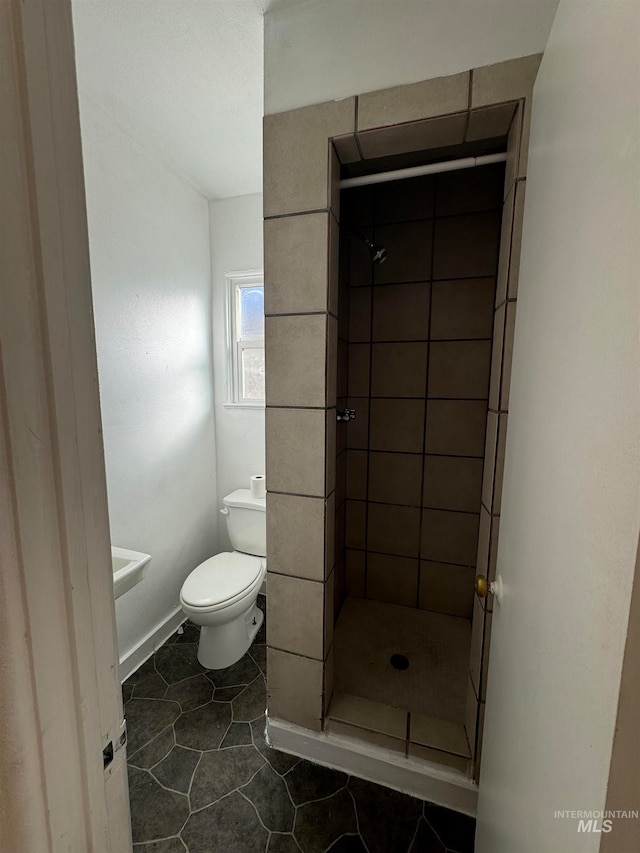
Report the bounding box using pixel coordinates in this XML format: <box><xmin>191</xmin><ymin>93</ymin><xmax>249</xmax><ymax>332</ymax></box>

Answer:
<box><xmin>179</xmin><ymin>488</ymin><xmax>266</xmax><ymax>670</ymax></box>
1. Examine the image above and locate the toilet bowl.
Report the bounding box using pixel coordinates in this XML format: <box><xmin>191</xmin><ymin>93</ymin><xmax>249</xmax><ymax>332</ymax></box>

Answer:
<box><xmin>180</xmin><ymin>488</ymin><xmax>266</xmax><ymax>670</ymax></box>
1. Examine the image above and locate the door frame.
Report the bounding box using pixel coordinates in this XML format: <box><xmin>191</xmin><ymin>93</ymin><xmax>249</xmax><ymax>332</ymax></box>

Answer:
<box><xmin>0</xmin><ymin>1</ymin><xmax>131</xmax><ymax>849</ymax></box>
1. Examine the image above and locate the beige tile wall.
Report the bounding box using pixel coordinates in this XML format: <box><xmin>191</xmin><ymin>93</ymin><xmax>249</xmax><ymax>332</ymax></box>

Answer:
<box><xmin>341</xmin><ymin>164</ymin><xmax>504</xmax><ymax>621</ymax></box>
<box><xmin>264</xmin><ymin>55</ymin><xmax>539</xmax><ymax>751</ymax></box>
<box><xmin>265</xmin><ymin>100</ymin><xmax>355</xmax><ymax>731</ymax></box>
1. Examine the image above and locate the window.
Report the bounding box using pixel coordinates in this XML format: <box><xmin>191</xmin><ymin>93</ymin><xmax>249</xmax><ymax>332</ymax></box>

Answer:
<box><xmin>226</xmin><ymin>271</ymin><xmax>265</xmax><ymax>406</ymax></box>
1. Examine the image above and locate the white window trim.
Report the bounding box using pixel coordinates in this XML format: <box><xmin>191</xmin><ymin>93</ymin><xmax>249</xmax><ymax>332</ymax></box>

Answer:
<box><xmin>224</xmin><ymin>269</ymin><xmax>265</xmax><ymax>408</ymax></box>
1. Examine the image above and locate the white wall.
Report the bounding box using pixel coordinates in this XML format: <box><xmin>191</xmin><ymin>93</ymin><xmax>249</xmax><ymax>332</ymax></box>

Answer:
<box><xmin>264</xmin><ymin>0</ymin><xmax>558</xmax><ymax>114</ymax></box>
<box><xmin>476</xmin><ymin>2</ymin><xmax>640</xmax><ymax>850</ymax></box>
<box><xmin>79</xmin><ymin>100</ymin><xmax>218</xmax><ymax>661</ymax></box>
<box><xmin>210</xmin><ymin>194</ymin><xmax>265</xmax><ymax>551</ymax></box>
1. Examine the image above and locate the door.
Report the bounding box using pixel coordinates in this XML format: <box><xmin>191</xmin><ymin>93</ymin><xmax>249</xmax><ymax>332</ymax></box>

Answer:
<box><xmin>0</xmin><ymin>1</ymin><xmax>131</xmax><ymax>849</ymax></box>
<box><xmin>474</xmin><ymin>3</ymin><xmax>640</xmax><ymax>850</ymax></box>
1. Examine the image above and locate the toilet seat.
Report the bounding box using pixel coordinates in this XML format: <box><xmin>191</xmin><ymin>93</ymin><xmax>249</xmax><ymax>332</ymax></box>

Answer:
<box><xmin>180</xmin><ymin>551</ymin><xmax>264</xmax><ymax>613</ymax></box>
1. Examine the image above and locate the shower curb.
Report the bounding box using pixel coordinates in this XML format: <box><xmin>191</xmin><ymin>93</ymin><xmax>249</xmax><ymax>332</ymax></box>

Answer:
<box><xmin>267</xmin><ymin>716</ymin><xmax>477</xmax><ymax>817</ymax></box>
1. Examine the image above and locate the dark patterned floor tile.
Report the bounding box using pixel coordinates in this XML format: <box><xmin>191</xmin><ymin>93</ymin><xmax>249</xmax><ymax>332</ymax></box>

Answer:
<box><xmin>129</xmin><ymin>725</ymin><xmax>176</xmax><ymax>769</ymax></box>
<box><xmin>151</xmin><ymin>746</ymin><xmax>200</xmax><ymax>795</ymax></box>
<box><xmin>294</xmin><ymin>788</ymin><xmax>357</xmax><ymax>853</ymax></box>
<box><xmin>214</xmin><ymin>684</ymin><xmax>246</xmax><ymax>701</ymax></box>
<box><xmin>232</xmin><ymin>675</ymin><xmax>267</xmax><ymax>722</ymax></box>
<box><xmin>250</xmin><ymin>716</ymin><xmax>301</xmax><ymax>775</ymax></box>
<box><xmin>327</xmin><ymin>835</ymin><xmax>368</xmax><ymax>852</ymax></box>
<box><xmin>268</xmin><ymin>833</ymin><xmax>302</xmax><ymax>853</ymax></box>
<box><xmin>410</xmin><ymin>817</ymin><xmax>446</xmax><ymax>853</ymax></box>
<box><xmin>154</xmin><ymin>646</ymin><xmax>204</xmax><ymax>685</ymax></box>
<box><xmin>285</xmin><ymin>759</ymin><xmax>348</xmax><ymax>805</ymax></box>
<box><xmin>221</xmin><ymin>722</ymin><xmax>253</xmax><ymax>748</ymax></box>
<box><xmin>164</xmin><ymin>674</ymin><xmax>214</xmax><ymax>711</ymax></box>
<box><xmin>128</xmin><ymin>766</ymin><xmax>190</xmax><ymax>844</ymax></box>
<box><xmin>190</xmin><ymin>745</ymin><xmax>265</xmax><ymax>811</ymax></box>
<box><xmin>133</xmin><ymin>838</ymin><xmax>186</xmax><ymax>852</ymax></box>
<box><xmin>134</xmin><ymin>672</ymin><xmax>169</xmax><ymax>700</ymax></box>
<box><xmin>125</xmin><ymin>606</ymin><xmax>475</xmax><ymax>853</ymax></box>
<box><xmin>174</xmin><ymin>701</ymin><xmax>231</xmax><ymax>751</ymax></box>
<box><xmin>424</xmin><ymin>804</ymin><xmax>475</xmax><ymax>853</ymax></box>
<box><xmin>171</xmin><ymin>642</ymin><xmax>207</xmax><ymax>671</ymax></box>
<box><xmin>126</xmin><ymin>699</ymin><xmax>181</xmax><ymax>755</ymax></box>
<box><xmin>250</xmin><ymin>644</ymin><xmax>267</xmax><ymax>675</ymax></box>
<box><xmin>349</xmin><ymin>777</ymin><xmax>423</xmax><ymax>853</ymax></box>
<box><xmin>125</xmin><ymin>657</ymin><xmax>157</xmax><ymax>687</ymax></box>
<box><xmin>181</xmin><ymin>791</ymin><xmax>268</xmax><ymax>853</ymax></box>
<box><xmin>242</xmin><ymin>763</ymin><xmax>295</xmax><ymax>832</ymax></box>
<box><xmin>174</xmin><ymin>624</ymin><xmax>200</xmax><ymax>644</ymax></box>
<box><xmin>206</xmin><ymin>653</ymin><xmax>260</xmax><ymax>688</ymax></box>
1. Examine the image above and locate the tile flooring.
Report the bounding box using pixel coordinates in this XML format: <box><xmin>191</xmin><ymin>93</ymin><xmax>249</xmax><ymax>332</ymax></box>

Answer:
<box><xmin>334</xmin><ymin>597</ymin><xmax>471</xmax><ymax>722</ymax></box>
<box><xmin>123</xmin><ymin>596</ymin><xmax>475</xmax><ymax>852</ymax></box>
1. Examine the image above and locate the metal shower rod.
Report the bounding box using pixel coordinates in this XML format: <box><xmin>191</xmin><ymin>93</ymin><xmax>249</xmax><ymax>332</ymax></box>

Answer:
<box><xmin>339</xmin><ymin>152</ymin><xmax>507</xmax><ymax>189</ymax></box>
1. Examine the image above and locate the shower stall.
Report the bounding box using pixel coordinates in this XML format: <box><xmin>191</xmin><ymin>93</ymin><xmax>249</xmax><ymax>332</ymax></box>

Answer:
<box><xmin>263</xmin><ymin>55</ymin><xmax>536</xmax><ymax>801</ymax></box>
<box><xmin>330</xmin><ymin>158</ymin><xmax>505</xmax><ymax>774</ymax></box>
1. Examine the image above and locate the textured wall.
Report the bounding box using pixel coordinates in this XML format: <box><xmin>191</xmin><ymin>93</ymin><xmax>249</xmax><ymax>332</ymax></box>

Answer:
<box><xmin>80</xmin><ymin>100</ymin><xmax>218</xmax><ymax>661</ymax></box>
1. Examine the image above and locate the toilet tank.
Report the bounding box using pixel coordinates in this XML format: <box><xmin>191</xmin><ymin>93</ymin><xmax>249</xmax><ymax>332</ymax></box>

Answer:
<box><xmin>222</xmin><ymin>489</ymin><xmax>266</xmax><ymax>557</ymax></box>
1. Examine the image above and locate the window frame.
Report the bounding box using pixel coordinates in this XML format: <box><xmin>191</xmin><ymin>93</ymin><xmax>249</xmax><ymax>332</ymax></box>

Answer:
<box><xmin>225</xmin><ymin>270</ymin><xmax>265</xmax><ymax>408</ymax></box>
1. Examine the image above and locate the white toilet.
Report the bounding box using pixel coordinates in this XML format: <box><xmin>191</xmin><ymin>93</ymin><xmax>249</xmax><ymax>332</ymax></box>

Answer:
<box><xmin>179</xmin><ymin>489</ymin><xmax>266</xmax><ymax>670</ymax></box>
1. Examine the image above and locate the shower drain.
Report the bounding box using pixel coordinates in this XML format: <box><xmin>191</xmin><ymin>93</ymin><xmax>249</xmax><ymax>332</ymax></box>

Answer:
<box><xmin>390</xmin><ymin>654</ymin><xmax>409</xmax><ymax>671</ymax></box>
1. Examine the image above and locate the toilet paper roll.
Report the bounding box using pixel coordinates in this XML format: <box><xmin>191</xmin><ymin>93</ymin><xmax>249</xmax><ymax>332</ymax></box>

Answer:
<box><xmin>250</xmin><ymin>475</ymin><xmax>266</xmax><ymax>499</ymax></box>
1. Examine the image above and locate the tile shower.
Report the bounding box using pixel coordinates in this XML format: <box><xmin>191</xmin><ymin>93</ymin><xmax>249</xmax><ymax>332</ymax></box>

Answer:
<box><xmin>340</xmin><ymin>165</ymin><xmax>503</xmax><ymax>615</ymax></box>
<box><xmin>328</xmin><ymin>165</ymin><xmax>504</xmax><ymax>770</ymax></box>
<box><xmin>264</xmin><ymin>54</ymin><xmax>537</xmax><ymax>792</ymax></box>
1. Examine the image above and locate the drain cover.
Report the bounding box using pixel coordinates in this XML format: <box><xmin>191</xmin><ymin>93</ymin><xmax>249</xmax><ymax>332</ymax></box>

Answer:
<box><xmin>390</xmin><ymin>654</ymin><xmax>409</xmax><ymax>671</ymax></box>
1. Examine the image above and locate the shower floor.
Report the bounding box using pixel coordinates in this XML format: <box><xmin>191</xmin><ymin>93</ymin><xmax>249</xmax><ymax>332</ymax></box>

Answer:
<box><xmin>329</xmin><ymin>597</ymin><xmax>472</xmax><ymax>769</ymax></box>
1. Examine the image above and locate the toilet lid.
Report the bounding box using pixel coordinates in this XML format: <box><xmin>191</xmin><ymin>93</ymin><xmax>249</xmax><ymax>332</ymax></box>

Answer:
<box><xmin>181</xmin><ymin>552</ymin><xmax>263</xmax><ymax>608</ymax></box>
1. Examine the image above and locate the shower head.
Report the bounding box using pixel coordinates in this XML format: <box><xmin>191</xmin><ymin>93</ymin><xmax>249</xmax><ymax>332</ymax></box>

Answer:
<box><xmin>347</xmin><ymin>229</ymin><xmax>387</xmax><ymax>265</ymax></box>
<box><xmin>365</xmin><ymin>239</ymin><xmax>387</xmax><ymax>265</ymax></box>
<box><xmin>360</xmin><ymin>235</ymin><xmax>387</xmax><ymax>265</ymax></box>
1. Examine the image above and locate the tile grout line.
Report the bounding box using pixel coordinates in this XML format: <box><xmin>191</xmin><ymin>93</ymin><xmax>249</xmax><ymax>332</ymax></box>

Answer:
<box><xmin>406</xmin><ymin>814</ymin><xmax>423</xmax><ymax>853</ymax></box>
<box><xmin>343</xmin><ymin>499</ymin><xmax>482</xmax><ymax>515</ymax></box>
<box><xmin>348</xmin><ymin>335</ymin><xmax>494</xmax><ymax>344</ymax></box>
<box><xmin>417</xmin><ymin>173</ymin><xmax>439</xmax><ymax>608</ymax></box>
<box><xmin>341</xmin><ymin>204</ymin><xmax>503</xmax><ymax>231</ymax></box>
<box><xmin>291</xmin><ymin>780</ymin><xmax>351</xmax><ymax>810</ymax></box>
<box><xmin>237</xmin><ymin>787</ymin><xmax>281</xmax><ymax>836</ymax></box>
<box><xmin>265</xmin><ymin>207</ymin><xmax>331</xmax><ymax>221</ymax></box>
<box><xmin>146</xmin><ymin>766</ymin><xmax>193</xmax><ymax>800</ymax></box>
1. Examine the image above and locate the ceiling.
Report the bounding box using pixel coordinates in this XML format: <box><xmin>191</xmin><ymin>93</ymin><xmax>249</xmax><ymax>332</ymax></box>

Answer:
<box><xmin>72</xmin><ymin>1</ymin><xmax>557</xmax><ymax>202</ymax></box>
<box><xmin>72</xmin><ymin>0</ymin><xmax>266</xmax><ymax>200</ymax></box>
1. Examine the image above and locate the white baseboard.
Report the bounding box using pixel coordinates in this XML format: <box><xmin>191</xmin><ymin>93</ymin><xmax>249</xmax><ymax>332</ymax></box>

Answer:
<box><xmin>267</xmin><ymin>717</ymin><xmax>477</xmax><ymax>817</ymax></box>
<box><xmin>119</xmin><ymin>607</ymin><xmax>186</xmax><ymax>682</ymax></box>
